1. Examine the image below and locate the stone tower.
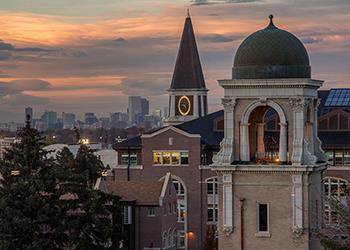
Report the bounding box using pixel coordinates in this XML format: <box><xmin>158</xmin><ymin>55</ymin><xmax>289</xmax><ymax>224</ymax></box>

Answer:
<box><xmin>213</xmin><ymin>15</ymin><xmax>327</xmax><ymax>250</ymax></box>
<box><xmin>164</xmin><ymin>12</ymin><xmax>208</xmax><ymax>126</ymax></box>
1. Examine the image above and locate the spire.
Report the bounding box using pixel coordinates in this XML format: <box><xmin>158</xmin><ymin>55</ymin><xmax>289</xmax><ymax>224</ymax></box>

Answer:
<box><xmin>170</xmin><ymin>14</ymin><xmax>206</xmax><ymax>90</ymax></box>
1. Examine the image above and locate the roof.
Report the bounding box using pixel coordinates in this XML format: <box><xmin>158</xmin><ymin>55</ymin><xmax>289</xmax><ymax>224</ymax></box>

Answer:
<box><xmin>319</xmin><ymin>131</ymin><xmax>350</xmax><ymax>149</ymax></box>
<box><xmin>233</xmin><ymin>15</ymin><xmax>310</xmax><ymax>79</ymax></box>
<box><xmin>176</xmin><ymin>110</ymin><xmax>224</xmax><ymax>146</ymax></box>
<box><xmin>170</xmin><ymin>15</ymin><xmax>206</xmax><ymax>90</ymax></box>
<box><xmin>318</xmin><ymin>89</ymin><xmax>350</xmax><ymax>116</ymax></box>
<box><xmin>113</xmin><ymin>110</ymin><xmax>224</xmax><ymax>149</ymax></box>
<box><xmin>100</xmin><ymin>180</ymin><xmax>164</xmax><ymax>206</ymax></box>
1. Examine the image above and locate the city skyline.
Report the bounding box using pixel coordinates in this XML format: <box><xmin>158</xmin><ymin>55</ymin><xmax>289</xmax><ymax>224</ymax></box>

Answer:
<box><xmin>0</xmin><ymin>0</ymin><xmax>349</xmax><ymax>122</ymax></box>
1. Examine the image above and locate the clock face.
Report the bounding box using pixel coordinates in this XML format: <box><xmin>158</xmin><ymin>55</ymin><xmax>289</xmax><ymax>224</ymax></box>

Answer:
<box><xmin>176</xmin><ymin>95</ymin><xmax>193</xmax><ymax>116</ymax></box>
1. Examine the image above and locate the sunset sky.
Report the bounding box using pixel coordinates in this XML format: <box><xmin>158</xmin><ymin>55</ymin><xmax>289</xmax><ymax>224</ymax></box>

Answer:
<box><xmin>0</xmin><ymin>0</ymin><xmax>349</xmax><ymax>122</ymax></box>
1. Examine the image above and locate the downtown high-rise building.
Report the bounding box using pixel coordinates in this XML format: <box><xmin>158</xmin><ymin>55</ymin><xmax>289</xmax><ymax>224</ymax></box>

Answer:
<box><xmin>62</xmin><ymin>112</ymin><xmax>76</xmax><ymax>129</ymax></box>
<box><xmin>41</xmin><ymin>110</ymin><xmax>57</xmax><ymax>130</ymax></box>
<box><xmin>128</xmin><ymin>96</ymin><xmax>149</xmax><ymax>124</ymax></box>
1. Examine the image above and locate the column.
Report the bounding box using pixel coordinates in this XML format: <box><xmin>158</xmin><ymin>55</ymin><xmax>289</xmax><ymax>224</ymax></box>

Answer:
<box><xmin>306</xmin><ymin>121</ymin><xmax>314</xmax><ymax>154</ymax></box>
<box><xmin>215</xmin><ymin>98</ymin><xmax>236</xmax><ymax>164</ymax></box>
<box><xmin>223</xmin><ymin>173</ymin><xmax>233</xmax><ymax>235</ymax></box>
<box><xmin>256</xmin><ymin>123</ymin><xmax>265</xmax><ymax>160</ymax></box>
<box><xmin>170</xmin><ymin>94</ymin><xmax>176</xmax><ymax>117</ymax></box>
<box><xmin>292</xmin><ymin>175</ymin><xmax>303</xmax><ymax>237</ymax></box>
<box><xmin>193</xmin><ymin>94</ymin><xmax>199</xmax><ymax>117</ymax></box>
<box><xmin>313</xmin><ymin>99</ymin><xmax>326</xmax><ymax>162</ymax></box>
<box><xmin>240</xmin><ymin>123</ymin><xmax>250</xmax><ymax>162</ymax></box>
<box><xmin>279</xmin><ymin>123</ymin><xmax>288</xmax><ymax>164</ymax></box>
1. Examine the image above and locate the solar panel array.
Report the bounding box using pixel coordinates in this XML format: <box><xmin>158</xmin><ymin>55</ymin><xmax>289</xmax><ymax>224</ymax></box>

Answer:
<box><xmin>324</xmin><ymin>89</ymin><xmax>350</xmax><ymax>107</ymax></box>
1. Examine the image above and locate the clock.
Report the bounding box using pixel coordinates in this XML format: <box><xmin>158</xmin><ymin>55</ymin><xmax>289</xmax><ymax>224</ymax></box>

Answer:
<box><xmin>175</xmin><ymin>95</ymin><xmax>193</xmax><ymax>116</ymax></box>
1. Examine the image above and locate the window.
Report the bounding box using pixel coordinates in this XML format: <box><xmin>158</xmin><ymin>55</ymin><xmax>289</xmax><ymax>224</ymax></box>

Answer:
<box><xmin>207</xmin><ymin>204</ymin><xmax>218</xmax><ymax>222</ymax></box>
<box><xmin>123</xmin><ymin>206</ymin><xmax>132</xmax><ymax>224</ymax></box>
<box><xmin>324</xmin><ymin>177</ymin><xmax>348</xmax><ymax>224</ymax></box>
<box><xmin>153</xmin><ymin>152</ymin><xmax>162</xmax><ymax>165</ymax></box>
<box><xmin>344</xmin><ymin>151</ymin><xmax>350</xmax><ymax>166</ymax></box>
<box><xmin>171</xmin><ymin>152</ymin><xmax>180</xmax><ymax>165</ymax></box>
<box><xmin>153</xmin><ymin>151</ymin><xmax>189</xmax><ymax>165</ymax></box>
<box><xmin>147</xmin><ymin>207</ymin><xmax>155</xmax><ymax>217</ymax></box>
<box><xmin>121</xmin><ymin>152</ymin><xmax>137</xmax><ymax>165</ymax></box>
<box><xmin>325</xmin><ymin>151</ymin><xmax>334</xmax><ymax>166</ymax></box>
<box><xmin>207</xmin><ymin>178</ymin><xmax>218</xmax><ymax>195</ymax></box>
<box><xmin>180</xmin><ymin>152</ymin><xmax>189</xmax><ymax>165</ymax></box>
<box><xmin>178</xmin><ymin>231</ymin><xmax>185</xmax><ymax>249</ymax></box>
<box><xmin>178</xmin><ymin>203</ymin><xmax>185</xmax><ymax>222</ymax></box>
<box><xmin>257</xmin><ymin>203</ymin><xmax>269</xmax><ymax>232</ymax></box>
<box><xmin>173</xmin><ymin>180</ymin><xmax>185</xmax><ymax>195</ymax></box>
<box><xmin>206</xmin><ymin>177</ymin><xmax>218</xmax><ymax>223</ymax></box>
<box><xmin>335</xmin><ymin>151</ymin><xmax>343</xmax><ymax>165</ymax></box>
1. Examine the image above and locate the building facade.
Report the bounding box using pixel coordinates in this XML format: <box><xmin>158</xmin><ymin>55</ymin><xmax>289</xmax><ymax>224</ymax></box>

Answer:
<box><xmin>213</xmin><ymin>16</ymin><xmax>326</xmax><ymax>250</ymax></box>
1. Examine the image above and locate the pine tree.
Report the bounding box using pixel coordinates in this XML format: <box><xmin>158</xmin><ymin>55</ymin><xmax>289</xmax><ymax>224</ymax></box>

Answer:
<box><xmin>0</xmin><ymin>118</ymin><xmax>63</xmax><ymax>250</ymax></box>
<box><xmin>56</xmin><ymin>135</ymin><xmax>124</xmax><ymax>249</ymax></box>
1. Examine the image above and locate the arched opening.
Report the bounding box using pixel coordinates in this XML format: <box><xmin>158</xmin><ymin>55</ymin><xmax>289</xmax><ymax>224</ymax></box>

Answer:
<box><xmin>241</xmin><ymin>100</ymin><xmax>288</xmax><ymax>164</ymax></box>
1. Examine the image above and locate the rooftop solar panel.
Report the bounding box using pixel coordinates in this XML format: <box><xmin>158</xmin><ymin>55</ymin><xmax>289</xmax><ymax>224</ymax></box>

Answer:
<box><xmin>324</xmin><ymin>89</ymin><xmax>350</xmax><ymax>107</ymax></box>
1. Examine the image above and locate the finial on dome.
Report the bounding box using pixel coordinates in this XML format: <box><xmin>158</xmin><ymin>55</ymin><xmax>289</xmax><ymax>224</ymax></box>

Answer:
<box><xmin>187</xmin><ymin>8</ymin><xmax>191</xmax><ymax>18</ymax></box>
<box><xmin>267</xmin><ymin>14</ymin><xmax>276</xmax><ymax>29</ymax></box>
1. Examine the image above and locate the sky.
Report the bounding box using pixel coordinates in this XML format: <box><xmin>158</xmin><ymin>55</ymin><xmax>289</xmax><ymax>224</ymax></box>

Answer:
<box><xmin>0</xmin><ymin>0</ymin><xmax>349</xmax><ymax>122</ymax></box>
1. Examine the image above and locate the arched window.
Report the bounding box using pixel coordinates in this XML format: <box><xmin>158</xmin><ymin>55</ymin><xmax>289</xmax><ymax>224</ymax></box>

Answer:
<box><xmin>206</xmin><ymin>177</ymin><xmax>218</xmax><ymax>223</ymax></box>
<box><xmin>324</xmin><ymin>177</ymin><xmax>348</xmax><ymax>224</ymax></box>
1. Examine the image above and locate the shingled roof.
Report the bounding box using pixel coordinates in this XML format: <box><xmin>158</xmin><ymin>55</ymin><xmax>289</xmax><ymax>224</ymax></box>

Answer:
<box><xmin>170</xmin><ymin>14</ymin><xmax>206</xmax><ymax>90</ymax></box>
<box><xmin>100</xmin><ymin>180</ymin><xmax>164</xmax><ymax>206</ymax></box>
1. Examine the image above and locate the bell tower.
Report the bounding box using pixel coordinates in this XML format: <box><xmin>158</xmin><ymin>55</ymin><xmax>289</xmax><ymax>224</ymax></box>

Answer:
<box><xmin>164</xmin><ymin>11</ymin><xmax>208</xmax><ymax>126</ymax></box>
<box><xmin>213</xmin><ymin>15</ymin><xmax>327</xmax><ymax>250</ymax></box>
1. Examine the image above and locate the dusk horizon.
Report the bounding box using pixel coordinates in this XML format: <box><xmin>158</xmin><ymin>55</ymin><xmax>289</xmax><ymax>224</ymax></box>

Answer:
<box><xmin>0</xmin><ymin>0</ymin><xmax>349</xmax><ymax>122</ymax></box>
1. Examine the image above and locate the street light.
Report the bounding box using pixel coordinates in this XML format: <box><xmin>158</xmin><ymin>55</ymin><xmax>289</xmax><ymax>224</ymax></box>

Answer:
<box><xmin>11</xmin><ymin>170</ymin><xmax>20</xmax><ymax>176</ymax></box>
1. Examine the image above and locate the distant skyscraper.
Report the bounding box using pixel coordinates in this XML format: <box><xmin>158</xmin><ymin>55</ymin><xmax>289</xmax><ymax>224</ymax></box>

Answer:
<box><xmin>128</xmin><ymin>96</ymin><xmax>149</xmax><ymax>124</ymax></box>
<box><xmin>41</xmin><ymin>110</ymin><xmax>57</xmax><ymax>130</ymax></box>
<box><xmin>141</xmin><ymin>98</ymin><xmax>149</xmax><ymax>116</ymax></box>
<box><xmin>62</xmin><ymin>112</ymin><xmax>76</xmax><ymax>129</ymax></box>
<box><xmin>25</xmin><ymin>107</ymin><xmax>33</xmax><ymax>122</ymax></box>
<box><xmin>85</xmin><ymin>113</ymin><xmax>98</xmax><ymax>126</ymax></box>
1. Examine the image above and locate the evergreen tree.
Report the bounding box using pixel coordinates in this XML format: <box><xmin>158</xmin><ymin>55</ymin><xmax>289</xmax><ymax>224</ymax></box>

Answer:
<box><xmin>56</xmin><ymin>137</ymin><xmax>124</xmax><ymax>249</ymax></box>
<box><xmin>0</xmin><ymin>121</ymin><xmax>124</xmax><ymax>250</ymax></box>
<box><xmin>0</xmin><ymin>118</ymin><xmax>63</xmax><ymax>250</ymax></box>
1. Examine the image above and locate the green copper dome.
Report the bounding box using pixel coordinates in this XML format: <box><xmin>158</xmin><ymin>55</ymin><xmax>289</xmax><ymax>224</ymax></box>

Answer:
<box><xmin>232</xmin><ymin>15</ymin><xmax>310</xmax><ymax>79</ymax></box>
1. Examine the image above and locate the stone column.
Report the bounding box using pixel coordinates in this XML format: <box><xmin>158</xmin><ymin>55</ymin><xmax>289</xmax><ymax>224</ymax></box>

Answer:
<box><xmin>194</xmin><ymin>93</ymin><xmax>199</xmax><ymax>117</ymax></box>
<box><xmin>313</xmin><ymin>99</ymin><xmax>326</xmax><ymax>162</ymax></box>
<box><xmin>279</xmin><ymin>122</ymin><xmax>288</xmax><ymax>164</ymax></box>
<box><xmin>170</xmin><ymin>94</ymin><xmax>175</xmax><ymax>117</ymax></box>
<box><xmin>222</xmin><ymin>173</ymin><xmax>233</xmax><ymax>235</ymax></box>
<box><xmin>240</xmin><ymin>123</ymin><xmax>250</xmax><ymax>162</ymax></box>
<box><xmin>306</xmin><ymin>121</ymin><xmax>314</xmax><ymax>154</ymax></box>
<box><xmin>290</xmin><ymin>98</ymin><xmax>316</xmax><ymax>165</ymax></box>
<box><xmin>256</xmin><ymin>123</ymin><xmax>265</xmax><ymax>160</ymax></box>
<box><xmin>214</xmin><ymin>98</ymin><xmax>236</xmax><ymax>164</ymax></box>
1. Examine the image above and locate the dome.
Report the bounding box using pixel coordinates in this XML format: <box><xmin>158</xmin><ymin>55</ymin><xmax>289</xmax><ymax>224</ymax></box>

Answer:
<box><xmin>233</xmin><ymin>15</ymin><xmax>310</xmax><ymax>79</ymax></box>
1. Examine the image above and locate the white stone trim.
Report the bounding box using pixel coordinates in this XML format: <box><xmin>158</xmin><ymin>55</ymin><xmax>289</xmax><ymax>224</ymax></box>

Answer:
<box><xmin>292</xmin><ymin>175</ymin><xmax>303</xmax><ymax>235</ymax></box>
<box><xmin>141</xmin><ymin>126</ymin><xmax>201</xmax><ymax>138</ymax></box>
<box><xmin>222</xmin><ymin>173</ymin><xmax>233</xmax><ymax>235</ymax></box>
<box><xmin>159</xmin><ymin>172</ymin><xmax>171</xmax><ymax>206</ymax></box>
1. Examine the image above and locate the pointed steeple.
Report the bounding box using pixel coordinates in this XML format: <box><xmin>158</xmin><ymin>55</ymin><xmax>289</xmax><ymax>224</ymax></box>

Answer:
<box><xmin>170</xmin><ymin>13</ymin><xmax>206</xmax><ymax>90</ymax></box>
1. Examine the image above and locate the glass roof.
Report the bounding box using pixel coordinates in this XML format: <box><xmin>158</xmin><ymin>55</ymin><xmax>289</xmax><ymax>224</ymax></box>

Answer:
<box><xmin>324</xmin><ymin>89</ymin><xmax>350</xmax><ymax>107</ymax></box>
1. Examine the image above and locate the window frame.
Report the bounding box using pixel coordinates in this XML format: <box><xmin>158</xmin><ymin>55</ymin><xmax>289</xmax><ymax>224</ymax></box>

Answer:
<box><xmin>152</xmin><ymin>150</ymin><xmax>189</xmax><ymax>166</ymax></box>
<box><xmin>256</xmin><ymin>202</ymin><xmax>270</xmax><ymax>234</ymax></box>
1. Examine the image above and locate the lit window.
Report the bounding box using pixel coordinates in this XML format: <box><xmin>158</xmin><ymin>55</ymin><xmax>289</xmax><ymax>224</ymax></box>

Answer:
<box><xmin>153</xmin><ymin>151</ymin><xmax>189</xmax><ymax>166</ymax></box>
<box><xmin>257</xmin><ymin>203</ymin><xmax>269</xmax><ymax>232</ymax></box>
<box><xmin>180</xmin><ymin>152</ymin><xmax>189</xmax><ymax>165</ymax></box>
<box><xmin>153</xmin><ymin>152</ymin><xmax>162</xmax><ymax>165</ymax></box>
<box><xmin>178</xmin><ymin>203</ymin><xmax>185</xmax><ymax>222</ymax></box>
<box><xmin>171</xmin><ymin>152</ymin><xmax>180</xmax><ymax>165</ymax></box>
<box><xmin>163</xmin><ymin>152</ymin><xmax>171</xmax><ymax>165</ymax></box>
<box><xmin>147</xmin><ymin>207</ymin><xmax>155</xmax><ymax>217</ymax></box>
